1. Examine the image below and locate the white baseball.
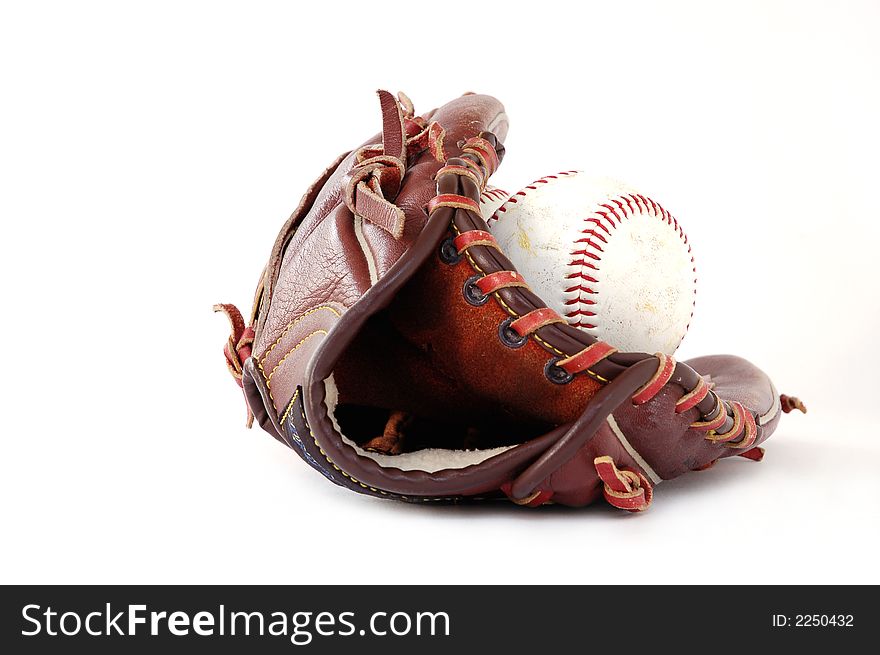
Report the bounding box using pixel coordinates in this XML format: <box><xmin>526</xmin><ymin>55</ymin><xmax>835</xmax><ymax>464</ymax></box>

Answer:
<box><xmin>486</xmin><ymin>171</ymin><xmax>696</xmax><ymax>355</ymax></box>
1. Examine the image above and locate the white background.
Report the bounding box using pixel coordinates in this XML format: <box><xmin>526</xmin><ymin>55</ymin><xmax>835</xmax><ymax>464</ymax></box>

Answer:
<box><xmin>2</xmin><ymin>0</ymin><xmax>878</xmax><ymax>584</ymax></box>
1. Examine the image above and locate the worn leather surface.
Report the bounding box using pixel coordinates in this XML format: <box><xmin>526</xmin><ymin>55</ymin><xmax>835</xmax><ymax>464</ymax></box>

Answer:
<box><xmin>336</xmin><ymin>227</ymin><xmax>604</xmax><ymax>425</ymax></box>
<box><xmin>235</xmin><ymin>91</ymin><xmax>791</xmax><ymax>509</ymax></box>
<box><xmin>545</xmin><ymin>355</ymin><xmax>780</xmax><ymax>506</ymax></box>
<box><xmin>251</xmin><ymin>94</ymin><xmax>505</xmax><ymax>419</ymax></box>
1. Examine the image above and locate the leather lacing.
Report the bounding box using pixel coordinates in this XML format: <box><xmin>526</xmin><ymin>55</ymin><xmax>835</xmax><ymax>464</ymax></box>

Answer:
<box><xmin>594</xmin><ymin>456</ymin><xmax>653</xmax><ymax>512</ymax></box>
<box><xmin>425</xmin><ymin>125</ymin><xmax>808</xmax><ymax>511</ymax></box>
<box><xmin>215</xmin><ymin>90</ymin><xmax>807</xmax><ymax>511</ymax></box>
<box><xmin>213</xmin><ymin>303</ymin><xmax>255</xmax><ymax>427</ymax></box>
<box><xmin>215</xmin><ymin>91</ymin><xmax>448</xmax><ymax>425</ymax></box>
<box><xmin>343</xmin><ymin>90</ymin><xmax>447</xmax><ymax>240</ymax></box>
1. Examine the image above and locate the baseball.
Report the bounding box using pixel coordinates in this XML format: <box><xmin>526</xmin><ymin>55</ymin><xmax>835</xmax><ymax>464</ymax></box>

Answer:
<box><xmin>486</xmin><ymin>171</ymin><xmax>696</xmax><ymax>355</ymax></box>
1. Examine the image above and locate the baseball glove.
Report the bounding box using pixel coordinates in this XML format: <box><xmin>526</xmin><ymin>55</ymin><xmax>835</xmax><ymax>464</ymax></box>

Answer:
<box><xmin>215</xmin><ymin>90</ymin><xmax>804</xmax><ymax>511</ymax></box>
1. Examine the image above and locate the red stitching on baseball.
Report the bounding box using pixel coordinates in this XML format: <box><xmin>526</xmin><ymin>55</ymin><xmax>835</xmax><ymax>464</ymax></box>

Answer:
<box><xmin>576</xmin><ymin>230</ymin><xmax>608</xmax><ymax>244</ymax></box>
<box><xmin>585</xmin><ymin>217</ymin><xmax>611</xmax><ymax>234</ymax></box>
<box><xmin>479</xmin><ymin>187</ymin><xmax>508</xmax><ymax>203</ymax></box>
<box><xmin>481</xmin><ymin>188</ymin><xmax>511</xmax><ymax>227</ymax></box>
<box><xmin>567</xmin><ymin>260</ymin><xmax>599</xmax><ymax>271</ymax></box>
<box><xmin>564</xmin><ymin>286</ymin><xmax>598</xmax><ymax>295</ymax></box>
<box><xmin>595</xmin><ymin>210</ymin><xmax>616</xmax><ymax>229</ymax></box>
<box><xmin>568</xmin><ymin>188</ymin><xmax>695</xmax><ymax>353</ymax></box>
<box><xmin>565</xmin><ymin>272</ymin><xmax>598</xmax><ymax>282</ymax></box>
<box><xmin>488</xmin><ymin>171</ymin><xmax>578</xmax><ymax>222</ymax></box>
<box><xmin>599</xmin><ymin>205</ymin><xmax>621</xmax><ymax>224</ymax></box>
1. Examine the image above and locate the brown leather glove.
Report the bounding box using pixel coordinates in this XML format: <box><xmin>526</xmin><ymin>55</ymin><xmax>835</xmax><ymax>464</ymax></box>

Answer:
<box><xmin>215</xmin><ymin>90</ymin><xmax>805</xmax><ymax>511</ymax></box>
